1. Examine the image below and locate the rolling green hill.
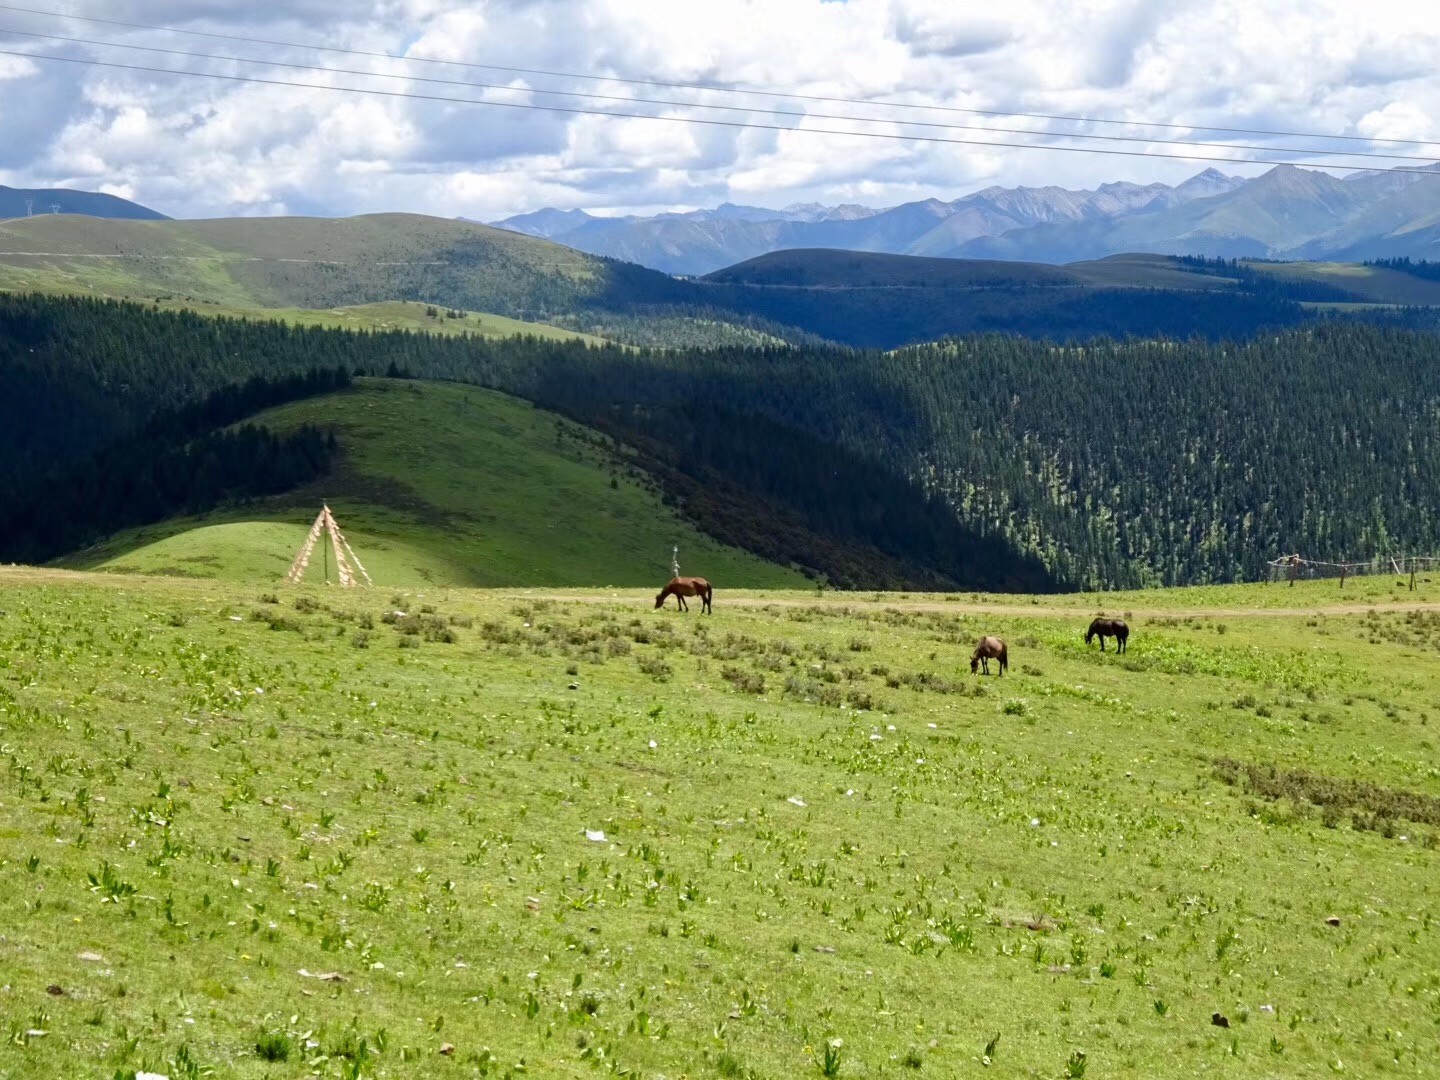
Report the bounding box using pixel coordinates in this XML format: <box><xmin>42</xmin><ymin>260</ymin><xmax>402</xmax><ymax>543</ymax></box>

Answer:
<box><xmin>0</xmin><ymin>212</ymin><xmax>614</xmax><ymax>315</ymax></box>
<box><xmin>66</xmin><ymin>379</ymin><xmax>808</xmax><ymax>589</ymax></box>
<box><xmin>10</xmin><ymin>211</ymin><xmax>1437</xmax><ymax>350</ymax></box>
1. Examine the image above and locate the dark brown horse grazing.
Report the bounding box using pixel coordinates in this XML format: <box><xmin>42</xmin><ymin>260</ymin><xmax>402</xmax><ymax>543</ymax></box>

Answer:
<box><xmin>1085</xmin><ymin>617</ymin><xmax>1128</xmax><ymax>653</ymax></box>
<box><xmin>970</xmin><ymin>636</ymin><xmax>1008</xmax><ymax>675</ymax></box>
<box><xmin>656</xmin><ymin>576</ymin><xmax>713</xmax><ymax>614</ymax></box>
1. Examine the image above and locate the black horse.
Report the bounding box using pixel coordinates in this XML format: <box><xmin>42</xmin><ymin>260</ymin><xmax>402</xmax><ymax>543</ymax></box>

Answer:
<box><xmin>1085</xmin><ymin>617</ymin><xmax>1129</xmax><ymax>653</ymax></box>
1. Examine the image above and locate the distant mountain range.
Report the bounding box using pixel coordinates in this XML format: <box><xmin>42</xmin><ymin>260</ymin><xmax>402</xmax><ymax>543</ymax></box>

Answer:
<box><xmin>493</xmin><ymin>164</ymin><xmax>1440</xmax><ymax>275</ymax></box>
<box><xmin>0</xmin><ymin>185</ymin><xmax>167</xmax><ymax>222</ymax></box>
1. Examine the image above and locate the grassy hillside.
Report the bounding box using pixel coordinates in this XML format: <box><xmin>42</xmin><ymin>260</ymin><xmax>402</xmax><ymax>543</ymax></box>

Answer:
<box><xmin>12</xmin><ymin>211</ymin><xmax>1436</xmax><ymax>350</ymax></box>
<box><xmin>0</xmin><ymin>213</ymin><xmax>607</xmax><ymax>314</ymax></box>
<box><xmin>66</xmin><ymin>379</ymin><xmax>807</xmax><ymax>589</ymax></box>
<box><xmin>702</xmin><ymin>248</ymin><xmax>1077</xmax><ymax>287</ymax></box>
<box><xmin>1243</xmin><ymin>260</ymin><xmax>1440</xmax><ymax>306</ymax></box>
<box><xmin>1</xmin><ymin>570</ymin><xmax>1437</xmax><ymax>1078</ymax></box>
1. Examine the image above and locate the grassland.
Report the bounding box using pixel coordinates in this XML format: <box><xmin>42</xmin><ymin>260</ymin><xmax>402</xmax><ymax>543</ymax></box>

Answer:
<box><xmin>1</xmin><ymin>568</ymin><xmax>1437</xmax><ymax>1079</ymax></box>
<box><xmin>0</xmin><ymin>213</ymin><xmax>601</xmax><ymax>310</ymax></box>
<box><xmin>0</xmin><ymin>213</ymin><xmax>615</xmax><ymax>344</ymax></box>
<box><xmin>64</xmin><ymin>379</ymin><xmax>806</xmax><ymax>591</ymax></box>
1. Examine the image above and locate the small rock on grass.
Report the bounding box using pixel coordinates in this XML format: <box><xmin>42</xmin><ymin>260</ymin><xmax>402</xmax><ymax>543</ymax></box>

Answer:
<box><xmin>45</xmin><ymin>985</ymin><xmax>63</xmax><ymax>996</ymax></box>
<box><xmin>1212</xmin><ymin>1013</ymin><xmax>1230</xmax><ymax>1028</ymax></box>
<box><xmin>77</xmin><ymin>951</ymin><xmax>104</xmax><ymax>963</ymax></box>
<box><xmin>1326</xmin><ymin>915</ymin><xmax>1342</xmax><ymax>926</ymax></box>
<box><xmin>439</xmin><ymin>1043</ymin><xmax>456</xmax><ymax>1056</ymax></box>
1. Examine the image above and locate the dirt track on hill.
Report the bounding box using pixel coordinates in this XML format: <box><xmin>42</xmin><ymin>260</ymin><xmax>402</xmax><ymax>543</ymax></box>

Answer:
<box><xmin>532</xmin><ymin>594</ymin><xmax>1440</xmax><ymax>619</ymax></box>
<box><xmin>1</xmin><ymin>566</ymin><xmax>1434</xmax><ymax>619</ymax></box>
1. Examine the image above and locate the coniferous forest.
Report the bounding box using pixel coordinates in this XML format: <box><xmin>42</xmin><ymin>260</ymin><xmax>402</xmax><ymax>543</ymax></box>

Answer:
<box><xmin>5</xmin><ymin>291</ymin><xmax>1440</xmax><ymax>589</ymax></box>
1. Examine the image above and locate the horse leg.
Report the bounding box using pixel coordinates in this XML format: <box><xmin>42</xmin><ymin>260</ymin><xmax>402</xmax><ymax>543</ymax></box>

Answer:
<box><xmin>1100</xmin><ymin>636</ymin><xmax>1106</xmax><ymax>652</ymax></box>
<box><xmin>679</xmin><ymin>595</ymin><xmax>687</xmax><ymax>612</ymax></box>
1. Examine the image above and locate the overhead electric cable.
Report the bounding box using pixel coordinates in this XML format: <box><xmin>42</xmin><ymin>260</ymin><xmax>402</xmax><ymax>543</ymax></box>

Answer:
<box><xmin>5</xmin><ymin>47</ymin><xmax>1439</xmax><ymax>177</ymax></box>
<box><xmin>1</xmin><ymin>2</ymin><xmax>1436</xmax><ymax>150</ymax></box>
<box><xmin>4</xmin><ymin>26</ymin><xmax>1439</xmax><ymax>165</ymax></box>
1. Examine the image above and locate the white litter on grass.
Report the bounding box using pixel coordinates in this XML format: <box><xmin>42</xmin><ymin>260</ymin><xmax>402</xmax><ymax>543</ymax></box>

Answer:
<box><xmin>585</xmin><ymin>829</ymin><xmax>607</xmax><ymax>843</ymax></box>
<box><xmin>1030</xmin><ymin>818</ymin><xmax>1041</xmax><ymax>827</ymax></box>
<box><xmin>228</xmin><ymin>616</ymin><xmax>243</xmax><ymax>622</ymax></box>
<box><xmin>137</xmin><ymin>1073</ymin><xmax>170</xmax><ymax>1080</ymax></box>
<box><xmin>648</xmin><ymin>740</ymin><xmax>657</xmax><ymax>750</ymax></box>
<box><xmin>787</xmin><ymin>796</ymin><xmax>807</xmax><ymax>808</ymax></box>
<box><xmin>869</xmin><ymin>733</ymin><xmax>882</xmax><ymax>741</ymax></box>
<box><xmin>927</xmin><ymin>723</ymin><xmax>938</xmax><ymax>729</ymax></box>
<box><xmin>845</xmin><ymin>790</ymin><xmax>855</xmax><ymax>796</ymax></box>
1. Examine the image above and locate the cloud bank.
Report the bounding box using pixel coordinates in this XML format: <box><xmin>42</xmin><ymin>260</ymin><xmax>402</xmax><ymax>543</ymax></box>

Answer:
<box><xmin>0</xmin><ymin>0</ymin><xmax>1435</xmax><ymax>219</ymax></box>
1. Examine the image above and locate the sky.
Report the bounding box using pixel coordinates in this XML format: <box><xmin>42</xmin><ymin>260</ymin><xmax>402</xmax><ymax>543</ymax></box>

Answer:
<box><xmin>0</xmin><ymin>0</ymin><xmax>1437</xmax><ymax>221</ymax></box>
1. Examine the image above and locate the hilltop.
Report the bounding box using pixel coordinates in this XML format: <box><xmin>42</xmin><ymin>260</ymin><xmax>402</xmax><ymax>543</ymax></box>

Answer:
<box><xmin>0</xmin><ymin>183</ymin><xmax>167</xmax><ymax>222</ymax></box>
<box><xmin>64</xmin><ymin>379</ymin><xmax>807</xmax><ymax>589</ymax></box>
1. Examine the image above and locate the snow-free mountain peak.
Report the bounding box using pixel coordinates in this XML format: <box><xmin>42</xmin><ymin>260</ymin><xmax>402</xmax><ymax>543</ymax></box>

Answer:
<box><xmin>492</xmin><ymin>164</ymin><xmax>1440</xmax><ymax>273</ymax></box>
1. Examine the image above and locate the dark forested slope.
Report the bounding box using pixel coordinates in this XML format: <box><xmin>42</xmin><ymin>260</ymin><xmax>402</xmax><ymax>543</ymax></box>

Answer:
<box><xmin>7</xmin><ymin>292</ymin><xmax>1440</xmax><ymax>589</ymax></box>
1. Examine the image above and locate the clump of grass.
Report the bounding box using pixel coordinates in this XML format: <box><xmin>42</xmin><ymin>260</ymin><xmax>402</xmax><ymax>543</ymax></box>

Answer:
<box><xmin>251</xmin><ymin>609</ymin><xmax>302</xmax><ymax>632</ymax></box>
<box><xmin>255</xmin><ymin>1030</ymin><xmax>292</xmax><ymax>1062</ymax></box>
<box><xmin>721</xmin><ymin>665</ymin><xmax>765</xmax><ymax>695</ymax></box>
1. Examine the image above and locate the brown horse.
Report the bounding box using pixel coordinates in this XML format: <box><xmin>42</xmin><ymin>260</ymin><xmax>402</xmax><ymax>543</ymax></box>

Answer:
<box><xmin>1085</xmin><ymin>617</ymin><xmax>1128</xmax><ymax>653</ymax></box>
<box><xmin>970</xmin><ymin>636</ymin><xmax>1008</xmax><ymax>675</ymax></box>
<box><xmin>656</xmin><ymin>576</ymin><xmax>713</xmax><ymax>614</ymax></box>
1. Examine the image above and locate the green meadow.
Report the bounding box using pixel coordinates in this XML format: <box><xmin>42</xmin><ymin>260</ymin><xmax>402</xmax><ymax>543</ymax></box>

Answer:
<box><xmin>1</xmin><ymin>569</ymin><xmax>1437</xmax><ymax>1078</ymax></box>
<box><xmin>64</xmin><ymin>380</ymin><xmax>804</xmax><ymax>592</ymax></box>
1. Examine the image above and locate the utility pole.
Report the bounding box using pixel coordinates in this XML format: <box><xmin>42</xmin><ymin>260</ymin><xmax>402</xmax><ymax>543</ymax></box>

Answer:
<box><xmin>23</xmin><ymin>198</ymin><xmax>33</xmax><ymax>216</ymax></box>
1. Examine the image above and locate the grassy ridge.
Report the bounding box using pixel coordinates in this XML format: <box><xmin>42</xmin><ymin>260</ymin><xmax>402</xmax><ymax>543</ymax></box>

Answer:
<box><xmin>0</xmin><ymin>571</ymin><xmax>1436</xmax><ymax>1077</ymax></box>
<box><xmin>67</xmin><ymin>379</ymin><xmax>806</xmax><ymax>589</ymax></box>
<box><xmin>0</xmin><ymin>213</ymin><xmax>602</xmax><ymax>310</ymax></box>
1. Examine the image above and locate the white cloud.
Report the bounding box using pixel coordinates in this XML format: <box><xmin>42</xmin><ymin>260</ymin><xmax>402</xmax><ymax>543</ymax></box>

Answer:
<box><xmin>0</xmin><ymin>0</ymin><xmax>1437</xmax><ymax>219</ymax></box>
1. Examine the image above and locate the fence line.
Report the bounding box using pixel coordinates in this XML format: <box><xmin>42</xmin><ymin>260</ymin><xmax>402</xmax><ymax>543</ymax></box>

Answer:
<box><xmin>1264</xmin><ymin>553</ymin><xmax>1440</xmax><ymax>588</ymax></box>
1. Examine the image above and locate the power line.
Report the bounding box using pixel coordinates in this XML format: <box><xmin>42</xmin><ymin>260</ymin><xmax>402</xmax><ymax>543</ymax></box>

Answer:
<box><xmin>6</xmin><ymin>47</ymin><xmax>1440</xmax><ymax>178</ymax></box>
<box><xmin>5</xmin><ymin>25</ymin><xmax>1439</xmax><ymax>166</ymax></box>
<box><xmin>1</xmin><ymin>1</ymin><xmax>1436</xmax><ymax>151</ymax></box>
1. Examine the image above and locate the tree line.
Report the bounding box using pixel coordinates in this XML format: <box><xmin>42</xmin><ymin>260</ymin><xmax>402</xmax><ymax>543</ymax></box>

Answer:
<box><xmin>9</xmin><ymin>292</ymin><xmax>1440</xmax><ymax>590</ymax></box>
<box><xmin>0</xmin><ymin>365</ymin><xmax>347</xmax><ymax>564</ymax></box>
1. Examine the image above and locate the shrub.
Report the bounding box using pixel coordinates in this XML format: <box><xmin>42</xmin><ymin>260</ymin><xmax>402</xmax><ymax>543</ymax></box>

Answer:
<box><xmin>721</xmin><ymin>665</ymin><xmax>765</xmax><ymax>695</ymax></box>
<box><xmin>255</xmin><ymin>1030</ymin><xmax>292</xmax><ymax>1062</ymax></box>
